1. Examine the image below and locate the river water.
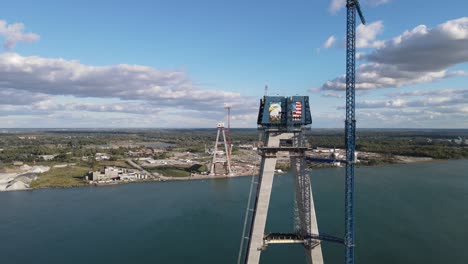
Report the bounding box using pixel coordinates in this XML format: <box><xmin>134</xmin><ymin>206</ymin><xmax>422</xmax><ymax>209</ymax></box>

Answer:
<box><xmin>1</xmin><ymin>160</ymin><xmax>467</xmax><ymax>264</ymax></box>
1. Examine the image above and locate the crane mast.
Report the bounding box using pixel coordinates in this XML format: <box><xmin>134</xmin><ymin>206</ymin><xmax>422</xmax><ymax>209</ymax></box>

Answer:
<box><xmin>344</xmin><ymin>1</ymin><xmax>365</xmax><ymax>264</ymax></box>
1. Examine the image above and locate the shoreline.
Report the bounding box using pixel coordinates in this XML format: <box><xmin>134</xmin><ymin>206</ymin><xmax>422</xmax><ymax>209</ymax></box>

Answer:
<box><xmin>1</xmin><ymin>157</ymin><xmax>464</xmax><ymax>193</ymax></box>
<box><xmin>2</xmin><ymin>156</ymin><xmax>464</xmax><ymax>192</ymax></box>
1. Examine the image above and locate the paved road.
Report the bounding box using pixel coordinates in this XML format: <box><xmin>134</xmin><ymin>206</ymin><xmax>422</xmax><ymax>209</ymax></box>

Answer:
<box><xmin>125</xmin><ymin>159</ymin><xmax>169</xmax><ymax>180</ymax></box>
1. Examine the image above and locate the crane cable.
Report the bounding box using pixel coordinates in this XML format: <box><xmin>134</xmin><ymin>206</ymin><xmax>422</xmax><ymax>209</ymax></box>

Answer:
<box><xmin>237</xmin><ymin>156</ymin><xmax>260</xmax><ymax>264</ymax></box>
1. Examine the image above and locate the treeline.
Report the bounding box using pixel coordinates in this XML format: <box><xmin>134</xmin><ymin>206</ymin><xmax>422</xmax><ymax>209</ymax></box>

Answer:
<box><xmin>358</xmin><ymin>141</ymin><xmax>468</xmax><ymax>159</ymax></box>
<box><xmin>0</xmin><ymin>129</ymin><xmax>466</xmax><ymax>162</ymax></box>
<box><xmin>306</xmin><ymin>132</ymin><xmax>468</xmax><ymax>159</ymax></box>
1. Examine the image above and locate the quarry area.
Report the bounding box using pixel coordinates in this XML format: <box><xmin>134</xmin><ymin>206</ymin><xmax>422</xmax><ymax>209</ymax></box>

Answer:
<box><xmin>0</xmin><ymin>165</ymin><xmax>50</xmax><ymax>191</ymax></box>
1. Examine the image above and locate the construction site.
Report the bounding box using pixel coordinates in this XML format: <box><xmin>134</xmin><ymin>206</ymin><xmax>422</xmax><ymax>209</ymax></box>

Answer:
<box><xmin>235</xmin><ymin>1</ymin><xmax>366</xmax><ymax>264</ymax></box>
<box><xmin>1</xmin><ymin>1</ymin><xmax>467</xmax><ymax>264</ymax></box>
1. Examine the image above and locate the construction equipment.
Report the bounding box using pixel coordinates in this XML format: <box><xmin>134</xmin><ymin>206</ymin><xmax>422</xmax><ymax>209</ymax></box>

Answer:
<box><xmin>344</xmin><ymin>1</ymin><xmax>366</xmax><ymax>264</ymax></box>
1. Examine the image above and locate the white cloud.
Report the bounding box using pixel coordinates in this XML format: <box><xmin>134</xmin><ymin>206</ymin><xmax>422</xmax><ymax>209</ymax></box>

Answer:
<box><xmin>354</xmin><ymin>98</ymin><xmax>407</xmax><ymax>108</ymax></box>
<box><xmin>356</xmin><ymin>20</ymin><xmax>385</xmax><ymax>48</ymax></box>
<box><xmin>386</xmin><ymin>88</ymin><xmax>465</xmax><ymax>97</ymax></box>
<box><xmin>323</xmin><ymin>35</ymin><xmax>337</xmax><ymax>49</ymax></box>
<box><xmin>332</xmin><ymin>88</ymin><xmax>468</xmax><ymax>128</ymax></box>
<box><xmin>0</xmin><ymin>53</ymin><xmax>257</xmax><ymax>114</ymax></box>
<box><xmin>308</xmin><ymin>87</ymin><xmax>321</xmax><ymax>93</ymax></box>
<box><xmin>365</xmin><ymin>17</ymin><xmax>468</xmax><ymax>71</ymax></box>
<box><xmin>365</xmin><ymin>0</ymin><xmax>391</xmax><ymax>6</ymax></box>
<box><xmin>322</xmin><ymin>92</ymin><xmax>344</xmax><ymax>98</ymax></box>
<box><xmin>0</xmin><ymin>52</ymin><xmax>262</xmax><ymax>127</ymax></box>
<box><xmin>0</xmin><ymin>100</ymin><xmax>159</xmax><ymax>116</ymax></box>
<box><xmin>353</xmin><ymin>88</ymin><xmax>468</xmax><ymax>109</ymax></box>
<box><xmin>0</xmin><ymin>20</ymin><xmax>40</xmax><ymax>50</ymax></box>
<box><xmin>0</xmin><ymin>88</ymin><xmax>49</xmax><ymax>105</ymax></box>
<box><xmin>329</xmin><ymin>0</ymin><xmax>345</xmax><ymax>14</ymax></box>
<box><xmin>357</xmin><ymin>107</ymin><xmax>467</xmax><ymax>128</ymax></box>
<box><xmin>322</xmin><ymin>63</ymin><xmax>466</xmax><ymax>90</ymax></box>
<box><xmin>322</xmin><ymin>17</ymin><xmax>468</xmax><ymax>91</ymax></box>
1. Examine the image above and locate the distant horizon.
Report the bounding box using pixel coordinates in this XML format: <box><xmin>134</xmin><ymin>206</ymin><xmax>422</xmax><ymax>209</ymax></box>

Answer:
<box><xmin>2</xmin><ymin>127</ymin><xmax>468</xmax><ymax>131</ymax></box>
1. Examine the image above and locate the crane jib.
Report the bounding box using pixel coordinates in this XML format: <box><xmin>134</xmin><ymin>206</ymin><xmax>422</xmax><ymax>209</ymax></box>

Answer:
<box><xmin>347</xmin><ymin>0</ymin><xmax>366</xmax><ymax>25</ymax></box>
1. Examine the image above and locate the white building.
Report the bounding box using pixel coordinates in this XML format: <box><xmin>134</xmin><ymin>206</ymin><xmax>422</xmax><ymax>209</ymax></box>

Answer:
<box><xmin>95</xmin><ymin>153</ymin><xmax>110</xmax><ymax>161</ymax></box>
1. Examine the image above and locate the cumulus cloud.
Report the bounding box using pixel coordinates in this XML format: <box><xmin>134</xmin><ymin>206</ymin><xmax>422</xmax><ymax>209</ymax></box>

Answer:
<box><xmin>353</xmin><ymin>88</ymin><xmax>468</xmax><ymax>109</ymax></box>
<box><xmin>322</xmin><ymin>17</ymin><xmax>468</xmax><ymax>91</ymax></box>
<box><xmin>365</xmin><ymin>17</ymin><xmax>468</xmax><ymax>71</ymax></box>
<box><xmin>0</xmin><ymin>88</ymin><xmax>49</xmax><ymax>105</ymax></box>
<box><xmin>332</xmin><ymin>88</ymin><xmax>468</xmax><ymax>128</ymax></box>
<box><xmin>357</xmin><ymin>107</ymin><xmax>467</xmax><ymax>128</ymax></box>
<box><xmin>322</xmin><ymin>63</ymin><xmax>466</xmax><ymax>90</ymax></box>
<box><xmin>386</xmin><ymin>88</ymin><xmax>467</xmax><ymax>97</ymax></box>
<box><xmin>0</xmin><ymin>53</ymin><xmax>260</xmax><ymax>127</ymax></box>
<box><xmin>70</xmin><ymin>102</ymin><xmax>161</xmax><ymax>114</ymax></box>
<box><xmin>0</xmin><ymin>101</ymin><xmax>158</xmax><ymax>116</ymax></box>
<box><xmin>323</xmin><ymin>35</ymin><xmax>337</xmax><ymax>49</ymax></box>
<box><xmin>0</xmin><ymin>53</ymin><xmax>255</xmax><ymax>113</ymax></box>
<box><xmin>356</xmin><ymin>20</ymin><xmax>385</xmax><ymax>48</ymax></box>
<box><xmin>0</xmin><ymin>20</ymin><xmax>40</xmax><ymax>50</ymax></box>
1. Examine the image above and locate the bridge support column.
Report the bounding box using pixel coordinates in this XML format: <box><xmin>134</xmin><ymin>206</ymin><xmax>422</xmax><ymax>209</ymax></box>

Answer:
<box><xmin>244</xmin><ymin>132</ymin><xmax>323</xmax><ymax>264</ymax></box>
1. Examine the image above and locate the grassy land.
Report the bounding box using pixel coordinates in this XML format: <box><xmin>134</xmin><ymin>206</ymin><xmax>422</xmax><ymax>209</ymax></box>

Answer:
<box><xmin>147</xmin><ymin>164</ymin><xmax>207</xmax><ymax>177</ymax></box>
<box><xmin>30</xmin><ymin>165</ymin><xmax>90</xmax><ymax>189</ymax></box>
<box><xmin>97</xmin><ymin>160</ymin><xmax>132</xmax><ymax>168</ymax></box>
<box><xmin>150</xmin><ymin>167</ymin><xmax>190</xmax><ymax>177</ymax></box>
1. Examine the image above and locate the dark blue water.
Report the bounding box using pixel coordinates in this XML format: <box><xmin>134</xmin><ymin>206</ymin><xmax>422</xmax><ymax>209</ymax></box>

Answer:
<box><xmin>1</xmin><ymin>160</ymin><xmax>467</xmax><ymax>264</ymax></box>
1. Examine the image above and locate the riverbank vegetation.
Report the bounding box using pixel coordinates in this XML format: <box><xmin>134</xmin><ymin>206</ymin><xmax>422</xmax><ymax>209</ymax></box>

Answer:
<box><xmin>29</xmin><ymin>165</ymin><xmax>89</xmax><ymax>189</ymax></box>
<box><xmin>307</xmin><ymin>129</ymin><xmax>468</xmax><ymax>159</ymax></box>
<box><xmin>147</xmin><ymin>164</ymin><xmax>208</xmax><ymax>177</ymax></box>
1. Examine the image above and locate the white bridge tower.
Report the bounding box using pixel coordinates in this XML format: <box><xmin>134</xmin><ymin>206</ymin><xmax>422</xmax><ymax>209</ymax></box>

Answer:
<box><xmin>210</xmin><ymin>122</ymin><xmax>232</xmax><ymax>176</ymax></box>
<box><xmin>238</xmin><ymin>96</ymin><xmax>325</xmax><ymax>264</ymax></box>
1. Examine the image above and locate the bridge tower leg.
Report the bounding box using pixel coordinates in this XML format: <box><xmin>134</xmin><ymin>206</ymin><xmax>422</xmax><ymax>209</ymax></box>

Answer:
<box><xmin>210</xmin><ymin>122</ymin><xmax>232</xmax><ymax>176</ymax></box>
<box><xmin>244</xmin><ymin>130</ymin><xmax>323</xmax><ymax>264</ymax></box>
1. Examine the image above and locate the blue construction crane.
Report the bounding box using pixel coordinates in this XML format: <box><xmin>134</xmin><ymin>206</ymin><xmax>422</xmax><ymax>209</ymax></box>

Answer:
<box><xmin>344</xmin><ymin>1</ymin><xmax>365</xmax><ymax>264</ymax></box>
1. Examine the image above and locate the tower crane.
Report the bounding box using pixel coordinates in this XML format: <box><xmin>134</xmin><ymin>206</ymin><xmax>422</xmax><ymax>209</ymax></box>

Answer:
<box><xmin>344</xmin><ymin>1</ymin><xmax>365</xmax><ymax>264</ymax></box>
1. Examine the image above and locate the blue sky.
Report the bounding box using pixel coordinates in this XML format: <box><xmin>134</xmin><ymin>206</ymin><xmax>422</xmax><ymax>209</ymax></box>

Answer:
<box><xmin>0</xmin><ymin>0</ymin><xmax>467</xmax><ymax>128</ymax></box>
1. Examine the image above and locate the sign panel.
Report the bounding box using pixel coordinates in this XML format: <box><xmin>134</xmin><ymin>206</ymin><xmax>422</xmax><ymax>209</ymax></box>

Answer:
<box><xmin>257</xmin><ymin>96</ymin><xmax>311</xmax><ymax>128</ymax></box>
<box><xmin>268</xmin><ymin>102</ymin><xmax>282</xmax><ymax>123</ymax></box>
<box><xmin>292</xmin><ymin>101</ymin><xmax>302</xmax><ymax>121</ymax></box>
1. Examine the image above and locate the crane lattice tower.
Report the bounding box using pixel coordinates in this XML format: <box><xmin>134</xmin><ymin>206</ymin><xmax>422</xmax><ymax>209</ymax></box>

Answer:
<box><xmin>344</xmin><ymin>1</ymin><xmax>366</xmax><ymax>263</ymax></box>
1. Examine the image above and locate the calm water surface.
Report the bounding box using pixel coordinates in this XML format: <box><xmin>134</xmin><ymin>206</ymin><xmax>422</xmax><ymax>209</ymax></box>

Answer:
<box><xmin>1</xmin><ymin>160</ymin><xmax>467</xmax><ymax>264</ymax></box>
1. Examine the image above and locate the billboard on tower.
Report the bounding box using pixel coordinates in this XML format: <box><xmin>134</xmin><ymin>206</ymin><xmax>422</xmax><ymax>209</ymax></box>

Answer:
<box><xmin>268</xmin><ymin>101</ymin><xmax>282</xmax><ymax>123</ymax></box>
<box><xmin>257</xmin><ymin>96</ymin><xmax>312</xmax><ymax>129</ymax></box>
